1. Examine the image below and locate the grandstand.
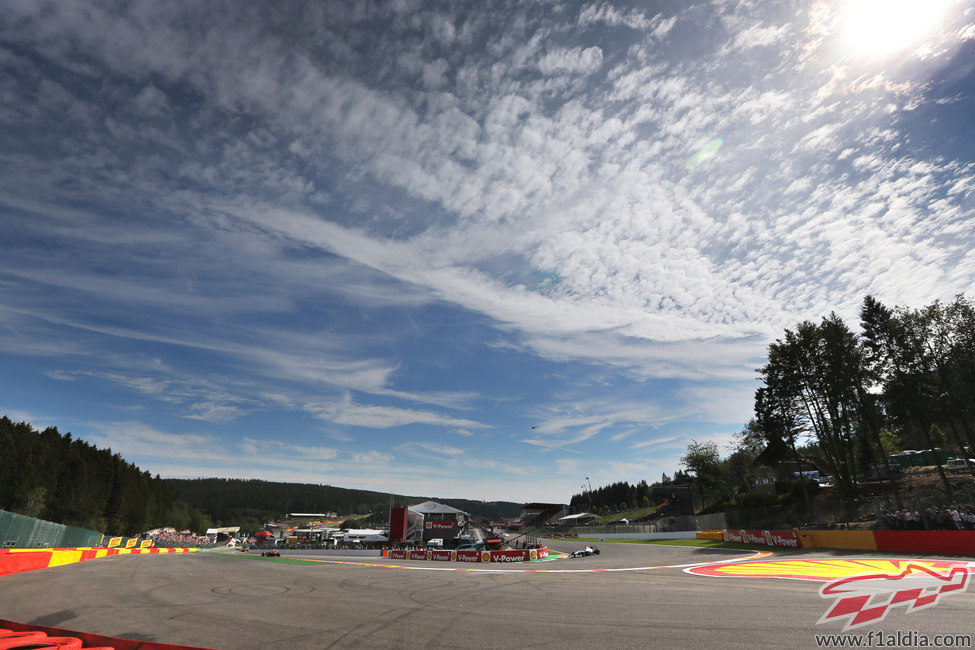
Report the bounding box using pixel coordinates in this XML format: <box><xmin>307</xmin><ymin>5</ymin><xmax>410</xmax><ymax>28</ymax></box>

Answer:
<box><xmin>520</xmin><ymin>503</ymin><xmax>566</xmax><ymax>529</ymax></box>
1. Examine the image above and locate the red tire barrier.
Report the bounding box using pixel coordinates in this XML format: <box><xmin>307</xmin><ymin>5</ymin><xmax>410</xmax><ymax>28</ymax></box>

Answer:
<box><xmin>0</xmin><ymin>631</ymin><xmax>88</xmax><ymax>649</ymax></box>
<box><xmin>0</xmin><ymin>620</ymin><xmax>212</xmax><ymax>650</ymax></box>
<box><xmin>0</xmin><ymin>636</ymin><xmax>83</xmax><ymax>649</ymax></box>
<box><xmin>0</xmin><ymin>632</ymin><xmax>49</xmax><ymax>646</ymax></box>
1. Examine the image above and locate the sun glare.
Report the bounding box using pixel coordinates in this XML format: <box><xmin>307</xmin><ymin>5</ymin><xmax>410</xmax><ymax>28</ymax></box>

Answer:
<box><xmin>841</xmin><ymin>0</ymin><xmax>950</xmax><ymax>57</ymax></box>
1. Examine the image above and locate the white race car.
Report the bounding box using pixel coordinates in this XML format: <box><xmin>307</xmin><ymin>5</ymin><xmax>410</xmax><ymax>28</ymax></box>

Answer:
<box><xmin>569</xmin><ymin>546</ymin><xmax>600</xmax><ymax>558</ymax></box>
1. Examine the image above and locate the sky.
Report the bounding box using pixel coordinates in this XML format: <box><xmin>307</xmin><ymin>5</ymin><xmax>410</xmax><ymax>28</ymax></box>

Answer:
<box><xmin>1</xmin><ymin>0</ymin><xmax>974</xmax><ymax>504</ymax></box>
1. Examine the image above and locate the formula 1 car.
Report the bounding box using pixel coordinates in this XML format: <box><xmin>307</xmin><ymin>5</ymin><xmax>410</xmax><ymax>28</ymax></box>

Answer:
<box><xmin>568</xmin><ymin>546</ymin><xmax>600</xmax><ymax>558</ymax></box>
<box><xmin>261</xmin><ymin>550</ymin><xmax>281</xmax><ymax>557</ymax></box>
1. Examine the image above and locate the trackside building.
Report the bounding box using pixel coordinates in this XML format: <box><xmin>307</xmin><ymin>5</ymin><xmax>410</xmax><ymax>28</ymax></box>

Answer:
<box><xmin>388</xmin><ymin>501</ymin><xmax>469</xmax><ymax>544</ymax></box>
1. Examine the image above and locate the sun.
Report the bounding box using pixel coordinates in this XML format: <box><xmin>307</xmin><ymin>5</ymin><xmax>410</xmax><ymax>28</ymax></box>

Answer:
<box><xmin>841</xmin><ymin>0</ymin><xmax>951</xmax><ymax>57</ymax></box>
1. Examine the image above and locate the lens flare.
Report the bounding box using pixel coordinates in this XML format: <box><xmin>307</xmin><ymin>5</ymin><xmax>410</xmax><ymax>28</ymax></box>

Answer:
<box><xmin>841</xmin><ymin>0</ymin><xmax>950</xmax><ymax>57</ymax></box>
<box><xmin>684</xmin><ymin>137</ymin><xmax>723</xmax><ymax>171</ymax></box>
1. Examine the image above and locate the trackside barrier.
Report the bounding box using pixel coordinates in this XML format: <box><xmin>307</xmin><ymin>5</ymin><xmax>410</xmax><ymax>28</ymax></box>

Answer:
<box><xmin>0</xmin><ymin>620</ymin><xmax>213</xmax><ymax>650</ymax></box>
<box><xmin>382</xmin><ymin>547</ymin><xmax>549</xmax><ymax>562</ymax></box>
<box><xmin>696</xmin><ymin>530</ymin><xmax>724</xmax><ymax>541</ymax></box>
<box><xmin>703</xmin><ymin>529</ymin><xmax>975</xmax><ymax>554</ymax></box>
<box><xmin>800</xmin><ymin>530</ymin><xmax>877</xmax><ymax>551</ymax></box>
<box><xmin>0</xmin><ymin>547</ymin><xmax>195</xmax><ymax>578</ymax></box>
<box><xmin>0</xmin><ymin>510</ymin><xmax>103</xmax><ymax>549</ymax></box>
<box><xmin>872</xmin><ymin>530</ymin><xmax>975</xmax><ymax>555</ymax></box>
<box><xmin>721</xmin><ymin>529</ymin><xmax>802</xmax><ymax>548</ymax></box>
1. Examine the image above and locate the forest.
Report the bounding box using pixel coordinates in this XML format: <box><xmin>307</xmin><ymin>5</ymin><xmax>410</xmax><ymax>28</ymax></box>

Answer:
<box><xmin>568</xmin><ymin>479</ymin><xmax>667</xmax><ymax>514</ymax></box>
<box><xmin>573</xmin><ymin>295</ymin><xmax>975</xmax><ymax>517</ymax></box>
<box><xmin>0</xmin><ymin>416</ymin><xmax>210</xmax><ymax>535</ymax></box>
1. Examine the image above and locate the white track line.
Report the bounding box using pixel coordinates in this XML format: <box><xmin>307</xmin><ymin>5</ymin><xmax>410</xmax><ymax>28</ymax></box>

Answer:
<box><xmin>281</xmin><ymin>548</ymin><xmax>772</xmax><ymax>573</ymax></box>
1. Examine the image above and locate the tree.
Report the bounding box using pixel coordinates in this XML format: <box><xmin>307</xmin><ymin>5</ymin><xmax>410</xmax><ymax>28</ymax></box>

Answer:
<box><xmin>878</xmin><ymin>428</ymin><xmax>900</xmax><ymax>456</ymax></box>
<box><xmin>681</xmin><ymin>440</ymin><xmax>723</xmax><ymax>510</ymax></box>
<box><xmin>861</xmin><ymin>297</ymin><xmax>953</xmax><ymax>497</ymax></box>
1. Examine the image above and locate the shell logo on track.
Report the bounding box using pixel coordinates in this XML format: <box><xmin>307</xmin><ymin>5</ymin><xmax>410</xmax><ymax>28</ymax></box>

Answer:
<box><xmin>686</xmin><ymin>558</ymin><xmax>970</xmax><ymax>583</ymax></box>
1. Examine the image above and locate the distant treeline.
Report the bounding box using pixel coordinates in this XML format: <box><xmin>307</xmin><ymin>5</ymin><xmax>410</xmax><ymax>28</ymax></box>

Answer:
<box><xmin>568</xmin><ymin>479</ymin><xmax>672</xmax><ymax>514</ymax></box>
<box><xmin>165</xmin><ymin>477</ymin><xmax>525</xmax><ymax>531</ymax></box>
<box><xmin>0</xmin><ymin>416</ymin><xmax>210</xmax><ymax>536</ymax></box>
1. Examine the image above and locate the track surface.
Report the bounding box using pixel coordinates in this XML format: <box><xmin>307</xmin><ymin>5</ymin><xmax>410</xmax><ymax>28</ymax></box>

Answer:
<box><xmin>1</xmin><ymin>541</ymin><xmax>973</xmax><ymax>649</ymax></box>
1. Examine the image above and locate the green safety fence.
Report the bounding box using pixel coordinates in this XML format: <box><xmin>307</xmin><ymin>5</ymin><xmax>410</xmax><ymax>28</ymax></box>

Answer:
<box><xmin>0</xmin><ymin>509</ymin><xmax>103</xmax><ymax>549</ymax></box>
<box><xmin>889</xmin><ymin>449</ymin><xmax>956</xmax><ymax>469</ymax></box>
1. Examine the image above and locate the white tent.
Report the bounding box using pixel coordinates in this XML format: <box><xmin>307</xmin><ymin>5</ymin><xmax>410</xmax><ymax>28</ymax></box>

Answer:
<box><xmin>410</xmin><ymin>501</ymin><xmax>469</xmax><ymax>515</ymax></box>
<box><xmin>557</xmin><ymin>513</ymin><xmax>600</xmax><ymax>524</ymax></box>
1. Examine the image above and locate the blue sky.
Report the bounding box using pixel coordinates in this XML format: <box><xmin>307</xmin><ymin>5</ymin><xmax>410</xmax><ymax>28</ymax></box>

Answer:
<box><xmin>1</xmin><ymin>1</ymin><xmax>973</xmax><ymax>502</ymax></box>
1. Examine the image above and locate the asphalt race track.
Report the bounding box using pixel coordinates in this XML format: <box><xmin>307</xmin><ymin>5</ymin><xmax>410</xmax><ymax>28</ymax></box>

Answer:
<box><xmin>1</xmin><ymin>540</ymin><xmax>973</xmax><ymax>649</ymax></box>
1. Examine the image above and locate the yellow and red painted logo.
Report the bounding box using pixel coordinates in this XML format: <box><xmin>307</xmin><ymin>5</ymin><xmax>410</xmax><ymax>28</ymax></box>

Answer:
<box><xmin>686</xmin><ymin>558</ymin><xmax>969</xmax><ymax>582</ymax></box>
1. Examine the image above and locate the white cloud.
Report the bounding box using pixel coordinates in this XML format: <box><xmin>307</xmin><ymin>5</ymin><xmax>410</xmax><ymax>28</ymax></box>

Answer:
<box><xmin>304</xmin><ymin>396</ymin><xmax>487</xmax><ymax>431</ymax></box>
<box><xmin>351</xmin><ymin>450</ymin><xmax>394</xmax><ymax>464</ymax></box>
<box><xmin>555</xmin><ymin>458</ymin><xmax>581</xmax><ymax>475</ymax></box>
<box><xmin>86</xmin><ymin>422</ymin><xmax>223</xmax><ymax>463</ymax></box>
<box><xmin>536</xmin><ymin>46</ymin><xmax>603</xmax><ymax>75</ymax></box>
<box><xmin>630</xmin><ymin>434</ymin><xmax>684</xmax><ymax>450</ymax></box>
<box><xmin>397</xmin><ymin>441</ymin><xmax>465</xmax><ymax>457</ymax></box>
<box><xmin>731</xmin><ymin>23</ymin><xmax>791</xmax><ymax>50</ymax></box>
<box><xmin>578</xmin><ymin>4</ymin><xmax>673</xmax><ymax>35</ymax></box>
<box><xmin>183</xmin><ymin>402</ymin><xmax>249</xmax><ymax>423</ymax></box>
<box><xmin>241</xmin><ymin>438</ymin><xmax>340</xmax><ymax>461</ymax></box>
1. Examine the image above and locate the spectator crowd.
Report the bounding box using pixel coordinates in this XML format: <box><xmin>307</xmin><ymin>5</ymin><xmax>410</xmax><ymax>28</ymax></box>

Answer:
<box><xmin>146</xmin><ymin>528</ymin><xmax>209</xmax><ymax>547</ymax></box>
<box><xmin>881</xmin><ymin>506</ymin><xmax>975</xmax><ymax>530</ymax></box>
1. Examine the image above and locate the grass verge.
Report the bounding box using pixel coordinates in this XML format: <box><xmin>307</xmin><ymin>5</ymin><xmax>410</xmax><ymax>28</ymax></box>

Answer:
<box><xmin>599</xmin><ymin>506</ymin><xmax>658</xmax><ymax>525</ymax></box>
